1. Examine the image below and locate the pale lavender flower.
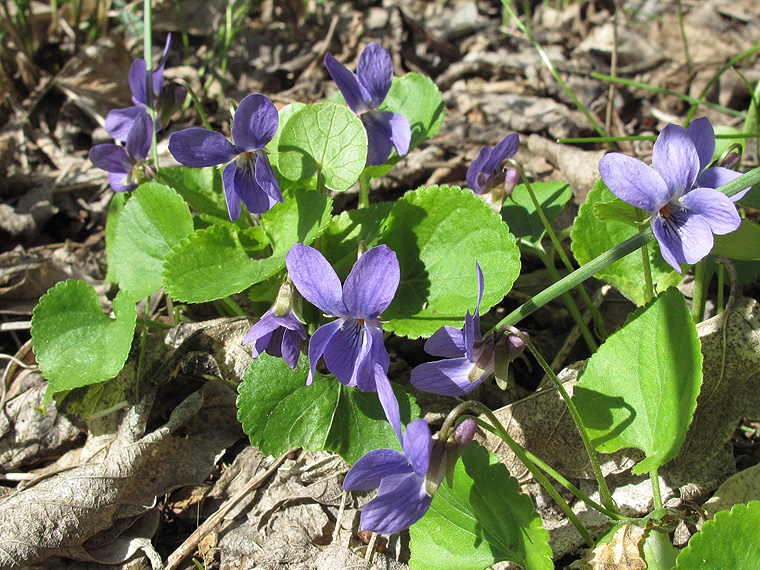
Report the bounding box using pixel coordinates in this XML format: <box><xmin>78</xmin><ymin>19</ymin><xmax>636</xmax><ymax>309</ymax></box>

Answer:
<box><xmin>168</xmin><ymin>93</ymin><xmax>283</xmax><ymax>221</ymax></box>
<box><xmin>410</xmin><ymin>264</ymin><xmax>526</xmax><ymax>396</ymax></box>
<box><xmin>599</xmin><ymin>118</ymin><xmax>746</xmax><ymax>273</ymax></box>
<box><xmin>243</xmin><ymin>279</ymin><xmax>306</xmax><ymax>369</ymax></box>
<box><xmin>285</xmin><ymin>243</ymin><xmax>399</xmax><ymax>393</ymax></box>
<box><xmin>325</xmin><ymin>43</ymin><xmax>411</xmax><ymax>166</ymax></box>
<box><xmin>89</xmin><ymin>111</ymin><xmax>155</xmax><ymax>192</ymax></box>
<box><xmin>106</xmin><ymin>35</ymin><xmax>172</xmax><ymax>141</ymax></box>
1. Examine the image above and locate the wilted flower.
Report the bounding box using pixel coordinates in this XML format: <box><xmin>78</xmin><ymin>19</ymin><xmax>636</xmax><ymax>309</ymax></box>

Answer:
<box><xmin>285</xmin><ymin>243</ymin><xmax>399</xmax><ymax>392</ymax></box>
<box><xmin>325</xmin><ymin>42</ymin><xmax>411</xmax><ymax>166</ymax></box>
<box><xmin>599</xmin><ymin>118</ymin><xmax>746</xmax><ymax>273</ymax></box>
<box><xmin>168</xmin><ymin>93</ymin><xmax>283</xmax><ymax>221</ymax></box>
<box><xmin>466</xmin><ymin>133</ymin><xmax>520</xmax><ymax>210</ymax></box>
<box><xmin>410</xmin><ymin>263</ymin><xmax>526</xmax><ymax>396</ymax></box>
<box><xmin>243</xmin><ymin>278</ymin><xmax>306</xmax><ymax>369</ymax></box>
<box><xmin>343</xmin><ymin>415</ymin><xmax>477</xmax><ymax>535</ymax></box>
<box><xmin>106</xmin><ymin>35</ymin><xmax>172</xmax><ymax>141</ymax></box>
<box><xmin>89</xmin><ymin>111</ymin><xmax>155</xmax><ymax>192</ymax></box>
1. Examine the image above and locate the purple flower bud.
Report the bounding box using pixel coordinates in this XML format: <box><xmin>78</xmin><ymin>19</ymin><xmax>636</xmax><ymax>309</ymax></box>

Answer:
<box><xmin>453</xmin><ymin>417</ymin><xmax>477</xmax><ymax>448</ymax></box>
<box><xmin>721</xmin><ymin>151</ymin><xmax>741</xmax><ymax>170</ymax></box>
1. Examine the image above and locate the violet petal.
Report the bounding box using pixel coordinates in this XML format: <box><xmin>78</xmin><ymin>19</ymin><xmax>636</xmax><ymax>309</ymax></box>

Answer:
<box><xmin>232</xmin><ymin>94</ymin><xmax>279</xmax><ymax>151</ymax></box>
<box><xmin>89</xmin><ymin>144</ymin><xmax>131</xmax><ymax>174</ymax></box>
<box><xmin>685</xmin><ymin>117</ymin><xmax>715</xmax><ymax>173</ymax></box>
<box><xmin>105</xmin><ymin>106</ymin><xmax>148</xmax><ymax>141</ymax></box>
<box><xmin>652</xmin><ymin>124</ymin><xmax>700</xmax><ymax>198</ymax></box>
<box><xmin>125</xmin><ymin>112</ymin><xmax>153</xmax><ymax>160</ymax></box>
<box><xmin>109</xmin><ymin>172</ymin><xmax>135</xmax><ymax>192</ymax></box>
<box><xmin>342</xmin><ymin>245</ymin><xmax>400</xmax><ymax>320</ymax></box>
<box><xmin>402</xmin><ymin>419</ymin><xmax>431</xmax><ymax>478</ymax></box>
<box><xmin>424</xmin><ymin>326</ymin><xmax>466</xmax><ymax>358</ymax></box>
<box><xmin>598</xmin><ymin>153</ymin><xmax>671</xmax><ymax>212</ymax></box>
<box><xmin>169</xmin><ymin>128</ymin><xmax>239</xmax><ymax>167</ymax></box>
<box><xmin>360</xmin><ymin>472</ymin><xmax>431</xmax><ymax>535</ymax></box>
<box><xmin>375</xmin><ymin>364</ymin><xmax>402</xmax><ymax>440</ymax></box>
<box><xmin>362</xmin><ymin>111</ymin><xmax>394</xmax><ymax>166</ymax></box>
<box><xmin>305</xmin><ymin>319</ymin><xmax>343</xmax><ymax>385</ymax></box>
<box><xmin>466</xmin><ymin>146</ymin><xmax>492</xmax><ymax>194</ymax></box>
<box><xmin>286</xmin><ymin>244</ymin><xmax>346</xmax><ymax>317</ymax></box>
<box><xmin>357</xmin><ymin>43</ymin><xmax>393</xmax><ymax>107</ymax></box>
<box><xmin>128</xmin><ymin>59</ymin><xmax>148</xmax><ymax>106</ymax></box>
<box><xmin>388</xmin><ymin>111</ymin><xmax>411</xmax><ymax>157</ymax></box>
<box><xmin>410</xmin><ymin>357</ymin><xmax>489</xmax><ymax>397</ymax></box>
<box><xmin>681</xmin><ymin>187</ymin><xmax>741</xmax><ymax>235</ymax></box>
<box><xmin>652</xmin><ymin>209</ymin><xmax>713</xmax><ymax>272</ymax></box>
<box><xmin>222</xmin><ymin>162</ymin><xmax>242</xmax><ymax>221</ymax></box>
<box><xmin>325</xmin><ymin>52</ymin><xmax>371</xmax><ymax>115</ymax></box>
<box><xmin>254</xmin><ymin>152</ymin><xmax>284</xmax><ymax>204</ymax></box>
<box><xmin>322</xmin><ymin>318</ymin><xmax>363</xmax><ymax>386</ymax></box>
<box><xmin>697</xmin><ymin>167</ymin><xmax>749</xmax><ymax>201</ymax></box>
<box><xmin>343</xmin><ymin>449</ymin><xmax>411</xmax><ymax>491</ymax></box>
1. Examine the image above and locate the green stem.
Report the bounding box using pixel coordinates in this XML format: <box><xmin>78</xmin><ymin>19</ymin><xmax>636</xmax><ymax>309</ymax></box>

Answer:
<box><xmin>676</xmin><ymin>0</ymin><xmax>692</xmax><ymax>80</ymax></box>
<box><xmin>691</xmin><ymin>260</ymin><xmax>707</xmax><ymax>323</ymax></box>
<box><xmin>475</xmin><ymin>418</ymin><xmax>624</xmax><ymax>520</ymax></box>
<box><xmin>641</xmin><ymin>241</ymin><xmax>654</xmax><ymax>303</ymax></box>
<box><xmin>650</xmin><ymin>469</ymin><xmax>663</xmax><ymax>510</ymax></box>
<box><xmin>684</xmin><ymin>44</ymin><xmax>760</xmax><ymax>124</ymax></box>
<box><xmin>592</xmin><ymin>72</ymin><xmax>746</xmax><ymax>119</ymax></box>
<box><xmin>512</xmin><ymin>161</ymin><xmax>608</xmax><ymax>342</ymax></box>
<box><xmin>143</xmin><ymin>0</ymin><xmax>159</xmax><ymax>169</ymax></box>
<box><xmin>501</xmin><ymin>0</ymin><xmax>606</xmax><ymax>137</ymax></box>
<box><xmin>505</xmin><ymin>329</ymin><xmax>617</xmax><ymax>513</ymax></box>
<box><xmin>448</xmin><ymin>402</ymin><xmax>594</xmax><ymax>545</ymax></box>
<box><xmin>359</xmin><ymin>172</ymin><xmax>371</xmax><ymax>209</ymax></box>
<box><xmin>536</xmin><ymin>248</ymin><xmax>598</xmax><ymax>353</ymax></box>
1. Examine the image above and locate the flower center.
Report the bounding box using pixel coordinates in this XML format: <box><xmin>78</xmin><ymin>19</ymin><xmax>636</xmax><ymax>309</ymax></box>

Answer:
<box><xmin>659</xmin><ymin>203</ymin><xmax>671</xmax><ymax>218</ymax></box>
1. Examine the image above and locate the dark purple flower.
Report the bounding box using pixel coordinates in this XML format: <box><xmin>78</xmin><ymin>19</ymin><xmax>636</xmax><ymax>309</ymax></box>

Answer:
<box><xmin>168</xmin><ymin>93</ymin><xmax>283</xmax><ymax>221</ymax></box>
<box><xmin>243</xmin><ymin>279</ymin><xmax>306</xmax><ymax>369</ymax></box>
<box><xmin>106</xmin><ymin>35</ymin><xmax>172</xmax><ymax>141</ymax></box>
<box><xmin>89</xmin><ymin>111</ymin><xmax>155</xmax><ymax>192</ymax></box>
<box><xmin>466</xmin><ymin>133</ymin><xmax>520</xmax><ymax>208</ymax></box>
<box><xmin>343</xmin><ymin>409</ymin><xmax>477</xmax><ymax>535</ymax></box>
<box><xmin>285</xmin><ymin>243</ymin><xmax>399</xmax><ymax>392</ymax></box>
<box><xmin>599</xmin><ymin>118</ymin><xmax>745</xmax><ymax>273</ymax></box>
<box><xmin>325</xmin><ymin>43</ymin><xmax>411</xmax><ymax>166</ymax></box>
<box><xmin>410</xmin><ymin>264</ymin><xmax>526</xmax><ymax>396</ymax></box>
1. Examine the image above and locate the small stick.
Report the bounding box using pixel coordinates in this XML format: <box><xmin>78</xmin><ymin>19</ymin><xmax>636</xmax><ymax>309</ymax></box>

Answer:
<box><xmin>164</xmin><ymin>447</ymin><xmax>299</xmax><ymax>570</ymax></box>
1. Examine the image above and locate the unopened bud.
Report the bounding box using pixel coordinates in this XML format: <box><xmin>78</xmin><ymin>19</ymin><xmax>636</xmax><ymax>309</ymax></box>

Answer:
<box><xmin>425</xmin><ymin>439</ymin><xmax>448</xmax><ymax>498</ymax></box>
<box><xmin>721</xmin><ymin>151</ymin><xmax>741</xmax><ymax>170</ymax></box>
<box><xmin>157</xmin><ymin>82</ymin><xmax>187</xmax><ymax>127</ymax></box>
<box><xmin>444</xmin><ymin>418</ymin><xmax>478</xmax><ymax>487</ymax></box>
<box><xmin>503</xmin><ymin>167</ymin><xmax>521</xmax><ymax>198</ymax></box>
<box><xmin>273</xmin><ymin>276</ymin><xmax>301</xmax><ymax>318</ymax></box>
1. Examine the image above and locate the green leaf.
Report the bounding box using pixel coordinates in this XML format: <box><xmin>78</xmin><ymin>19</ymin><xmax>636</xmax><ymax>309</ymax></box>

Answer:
<box><xmin>266</xmin><ymin>102</ymin><xmax>306</xmax><ymax>165</ymax></box>
<box><xmin>105</xmin><ymin>192</ymin><xmax>128</xmax><ymax>284</ymax></box>
<box><xmin>278</xmin><ymin>102</ymin><xmax>367</xmax><ymax>190</ymax></box>
<box><xmin>364</xmin><ymin>73</ymin><xmax>445</xmax><ymax>178</ymax></box>
<box><xmin>675</xmin><ymin>501</ymin><xmax>760</xmax><ymax>570</ymax></box>
<box><xmin>501</xmin><ymin>181</ymin><xmax>572</xmax><ymax>244</ymax></box>
<box><xmin>572</xmin><ymin>287</ymin><xmax>702</xmax><ymax>475</ymax></box>
<box><xmin>163</xmin><ymin>188</ymin><xmax>332</xmax><ymax>303</ymax></box>
<box><xmin>571</xmin><ymin>179</ymin><xmax>681</xmax><ymax>305</ymax></box>
<box><xmin>111</xmin><ymin>182</ymin><xmax>194</xmax><ymax>300</ymax></box>
<box><xmin>236</xmin><ymin>354</ymin><xmax>419</xmax><ymax>463</ymax></box>
<box><xmin>31</xmin><ymin>280</ymin><xmax>136</xmax><ymax>395</ymax></box>
<box><xmin>159</xmin><ymin>166</ymin><xmax>228</xmax><ymax>218</ymax></box>
<box><xmin>321</xmin><ymin>202</ymin><xmax>394</xmax><ymax>279</ymax></box>
<box><xmin>380</xmin><ymin>185</ymin><xmax>520</xmax><ymax>338</ymax></box>
<box><xmin>410</xmin><ymin>442</ymin><xmax>552</xmax><ymax>570</ymax></box>
<box><xmin>592</xmin><ymin>197</ymin><xmax>641</xmax><ymax>227</ymax></box>
<box><xmin>712</xmin><ymin>220</ymin><xmax>760</xmax><ymax>260</ymax></box>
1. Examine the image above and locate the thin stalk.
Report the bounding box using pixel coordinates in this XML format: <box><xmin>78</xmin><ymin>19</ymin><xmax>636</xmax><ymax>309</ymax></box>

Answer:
<box><xmin>592</xmin><ymin>72</ymin><xmax>746</xmax><ymax>119</ymax></box>
<box><xmin>504</xmin><ymin>328</ymin><xmax>617</xmax><ymax>512</ymax></box>
<box><xmin>512</xmin><ymin>161</ymin><xmax>608</xmax><ymax>341</ymax></box>
<box><xmin>180</xmin><ymin>80</ymin><xmax>212</xmax><ymax>130</ymax></box>
<box><xmin>742</xmin><ymin>78</ymin><xmax>760</xmax><ymax>163</ymax></box>
<box><xmin>476</xmin><ymin>418</ymin><xmax>625</xmax><ymax>521</ymax></box>
<box><xmin>358</xmin><ymin>172</ymin><xmax>371</xmax><ymax>209</ymax></box>
<box><xmin>536</xmin><ymin>248</ymin><xmax>598</xmax><ymax>353</ymax></box>
<box><xmin>691</xmin><ymin>260</ymin><xmax>707</xmax><ymax>323</ymax></box>
<box><xmin>650</xmin><ymin>469</ymin><xmax>663</xmax><ymax>510</ymax></box>
<box><xmin>445</xmin><ymin>402</ymin><xmax>594</xmax><ymax>546</ymax></box>
<box><xmin>641</xmin><ymin>242</ymin><xmax>654</xmax><ymax>303</ymax></box>
<box><xmin>501</xmin><ymin>0</ymin><xmax>606</xmax><ymax>137</ymax></box>
<box><xmin>717</xmin><ymin>264</ymin><xmax>725</xmax><ymax>313</ymax></box>
<box><xmin>684</xmin><ymin>44</ymin><xmax>760</xmax><ymax>125</ymax></box>
<box><xmin>559</xmin><ymin>133</ymin><xmax>759</xmax><ymax>144</ymax></box>
<box><xmin>143</xmin><ymin>0</ymin><xmax>159</xmax><ymax>168</ymax></box>
<box><xmin>676</xmin><ymin>0</ymin><xmax>692</xmax><ymax>80</ymax></box>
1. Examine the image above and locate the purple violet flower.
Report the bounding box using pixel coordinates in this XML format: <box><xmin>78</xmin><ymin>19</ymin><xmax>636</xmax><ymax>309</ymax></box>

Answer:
<box><xmin>466</xmin><ymin>133</ymin><xmax>520</xmax><ymax>210</ymax></box>
<box><xmin>325</xmin><ymin>43</ymin><xmax>411</xmax><ymax>166</ymax></box>
<box><xmin>343</xmin><ymin>404</ymin><xmax>477</xmax><ymax>535</ymax></box>
<box><xmin>243</xmin><ymin>278</ymin><xmax>306</xmax><ymax>369</ymax></box>
<box><xmin>168</xmin><ymin>93</ymin><xmax>283</xmax><ymax>221</ymax></box>
<box><xmin>106</xmin><ymin>35</ymin><xmax>172</xmax><ymax>141</ymax></box>
<box><xmin>285</xmin><ymin>243</ymin><xmax>400</xmax><ymax>392</ymax></box>
<box><xmin>598</xmin><ymin>118</ymin><xmax>747</xmax><ymax>273</ymax></box>
<box><xmin>410</xmin><ymin>264</ymin><xmax>526</xmax><ymax>396</ymax></box>
<box><xmin>89</xmin><ymin>111</ymin><xmax>155</xmax><ymax>192</ymax></box>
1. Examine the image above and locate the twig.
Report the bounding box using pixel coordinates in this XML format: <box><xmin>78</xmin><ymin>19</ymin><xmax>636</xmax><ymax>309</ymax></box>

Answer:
<box><xmin>164</xmin><ymin>447</ymin><xmax>299</xmax><ymax>570</ymax></box>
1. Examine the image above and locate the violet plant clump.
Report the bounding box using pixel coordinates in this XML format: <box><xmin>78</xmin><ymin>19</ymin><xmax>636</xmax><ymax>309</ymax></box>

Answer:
<box><xmin>598</xmin><ymin>117</ymin><xmax>747</xmax><ymax>273</ymax></box>
<box><xmin>168</xmin><ymin>93</ymin><xmax>283</xmax><ymax>220</ymax></box>
<box><xmin>325</xmin><ymin>42</ymin><xmax>411</xmax><ymax>166</ymax></box>
<box><xmin>89</xmin><ymin>111</ymin><xmax>156</xmax><ymax>192</ymax></box>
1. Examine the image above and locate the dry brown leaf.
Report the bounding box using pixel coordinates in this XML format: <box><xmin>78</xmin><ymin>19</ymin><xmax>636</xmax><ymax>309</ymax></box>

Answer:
<box><xmin>574</xmin><ymin>524</ymin><xmax>647</xmax><ymax>570</ymax></box>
